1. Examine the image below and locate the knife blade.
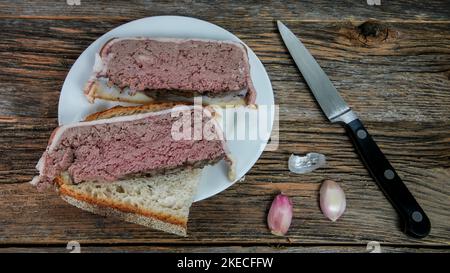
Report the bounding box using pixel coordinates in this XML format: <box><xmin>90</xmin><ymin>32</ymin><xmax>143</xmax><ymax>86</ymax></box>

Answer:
<box><xmin>277</xmin><ymin>20</ymin><xmax>431</xmax><ymax>238</ymax></box>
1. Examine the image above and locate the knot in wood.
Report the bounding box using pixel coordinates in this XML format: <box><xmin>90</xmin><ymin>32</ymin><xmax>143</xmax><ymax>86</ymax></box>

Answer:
<box><xmin>358</xmin><ymin>20</ymin><xmax>388</xmax><ymax>39</ymax></box>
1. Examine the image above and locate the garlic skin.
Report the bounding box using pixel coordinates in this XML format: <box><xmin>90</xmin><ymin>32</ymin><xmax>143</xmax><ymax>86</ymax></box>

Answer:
<box><xmin>267</xmin><ymin>193</ymin><xmax>293</xmax><ymax>236</ymax></box>
<box><xmin>320</xmin><ymin>180</ymin><xmax>346</xmax><ymax>222</ymax></box>
<box><xmin>288</xmin><ymin>153</ymin><xmax>326</xmax><ymax>174</ymax></box>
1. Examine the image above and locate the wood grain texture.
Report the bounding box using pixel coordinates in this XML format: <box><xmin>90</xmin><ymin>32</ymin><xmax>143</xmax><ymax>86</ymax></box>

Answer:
<box><xmin>0</xmin><ymin>0</ymin><xmax>449</xmax><ymax>252</ymax></box>
<box><xmin>1</xmin><ymin>19</ymin><xmax>449</xmax><ymax>119</ymax></box>
<box><xmin>0</xmin><ymin>0</ymin><xmax>449</xmax><ymax>21</ymax></box>
<box><xmin>0</xmin><ymin>167</ymin><xmax>448</xmax><ymax>245</ymax></box>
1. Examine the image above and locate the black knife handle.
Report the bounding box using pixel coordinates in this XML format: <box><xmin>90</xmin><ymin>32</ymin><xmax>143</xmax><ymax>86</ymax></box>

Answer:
<box><xmin>344</xmin><ymin>119</ymin><xmax>431</xmax><ymax>238</ymax></box>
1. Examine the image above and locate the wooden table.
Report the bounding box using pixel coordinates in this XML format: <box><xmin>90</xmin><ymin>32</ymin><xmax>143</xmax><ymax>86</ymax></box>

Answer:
<box><xmin>0</xmin><ymin>1</ymin><xmax>449</xmax><ymax>253</ymax></box>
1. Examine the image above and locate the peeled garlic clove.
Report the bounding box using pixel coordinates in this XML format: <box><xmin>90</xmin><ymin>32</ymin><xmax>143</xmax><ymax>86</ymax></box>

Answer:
<box><xmin>320</xmin><ymin>180</ymin><xmax>346</xmax><ymax>222</ymax></box>
<box><xmin>267</xmin><ymin>193</ymin><xmax>293</xmax><ymax>236</ymax></box>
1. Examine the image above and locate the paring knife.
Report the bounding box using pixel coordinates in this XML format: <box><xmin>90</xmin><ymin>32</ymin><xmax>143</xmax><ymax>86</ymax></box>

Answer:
<box><xmin>277</xmin><ymin>21</ymin><xmax>431</xmax><ymax>238</ymax></box>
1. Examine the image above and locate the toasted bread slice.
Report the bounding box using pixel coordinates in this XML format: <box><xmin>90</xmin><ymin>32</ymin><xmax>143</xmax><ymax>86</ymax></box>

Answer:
<box><xmin>57</xmin><ymin>169</ymin><xmax>201</xmax><ymax>236</ymax></box>
<box><xmin>85</xmin><ymin>79</ymin><xmax>156</xmax><ymax>104</ymax></box>
<box><xmin>83</xmin><ymin>101</ymin><xmax>187</xmax><ymax>121</ymax></box>
<box><xmin>85</xmin><ymin>79</ymin><xmax>248</xmax><ymax>106</ymax></box>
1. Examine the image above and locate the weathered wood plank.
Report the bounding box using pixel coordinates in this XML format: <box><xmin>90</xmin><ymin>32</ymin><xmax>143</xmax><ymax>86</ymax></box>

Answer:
<box><xmin>0</xmin><ymin>19</ymin><xmax>449</xmax><ymax>120</ymax></box>
<box><xmin>0</xmin><ymin>117</ymin><xmax>57</xmax><ymax>183</ymax></box>
<box><xmin>0</xmin><ymin>3</ymin><xmax>449</xmax><ymax>249</ymax></box>
<box><xmin>1</xmin><ymin>245</ymin><xmax>449</xmax><ymax>253</ymax></box>
<box><xmin>1</xmin><ymin>20</ymin><xmax>449</xmax><ymax>184</ymax></box>
<box><xmin>0</xmin><ymin>166</ymin><xmax>448</xmax><ymax>245</ymax></box>
<box><xmin>0</xmin><ymin>0</ymin><xmax>449</xmax><ymax>22</ymax></box>
<box><xmin>1</xmin><ymin>117</ymin><xmax>449</xmax><ymax>183</ymax></box>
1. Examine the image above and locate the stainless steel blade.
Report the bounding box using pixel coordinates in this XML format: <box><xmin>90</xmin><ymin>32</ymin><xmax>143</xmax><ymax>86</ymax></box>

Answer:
<box><xmin>277</xmin><ymin>20</ymin><xmax>354</xmax><ymax>122</ymax></box>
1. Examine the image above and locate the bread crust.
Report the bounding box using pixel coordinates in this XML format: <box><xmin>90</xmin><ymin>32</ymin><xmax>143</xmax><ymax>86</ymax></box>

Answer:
<box><xmin>84</xmin><ymin>102</ymin><xmax>187</xmax><ymax>121</ymax></box>
<box><xmin>56</xmin><ymin>177</ymin><xmax>187</xmax><ymax>232</ymax></box>
<box><xmin>84</xmin><ymin>79</ymin><xmax>248</xmax><ymax>106</ymax></box>
<box><xmin>84</xmin><ymin>80</ymin><xmax>156</xmax><ymax>104</ymax></box>
<box><xmin>61</xmin><ymin>195</ymin><xmax>186</xmax><ymax>236</ymax></box>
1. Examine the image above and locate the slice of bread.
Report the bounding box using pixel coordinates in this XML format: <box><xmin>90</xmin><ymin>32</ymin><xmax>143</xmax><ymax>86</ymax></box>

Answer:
<box><xmin>86</xmin><ymin>79</ymin><xmax>248</xmax><ymax>106</ymax></box>
<box><xmin>85</xmin><ymin>79</ymin><xmax>156</xmax><ymax>104</ymax></box>
<box><xmin>83</xmin><ymin>102</ymin><xmax>187</xmax><ymax>121</ymax></box>
<box><xmin>56</xmin><ymin>102</ymin><xmax>205</xmax><ymax>236</ymax></box>
<box><xmin>57</xmin><ymin>169</ymin><xmax>201</xmax><ymax>236</ymax></box>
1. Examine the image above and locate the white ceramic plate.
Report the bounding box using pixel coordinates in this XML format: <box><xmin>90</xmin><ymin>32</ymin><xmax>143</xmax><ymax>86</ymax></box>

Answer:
<box><xmin>58</xmin><ymin>16</ymin><xmax>274</xmax><ymax>201</ymax></box>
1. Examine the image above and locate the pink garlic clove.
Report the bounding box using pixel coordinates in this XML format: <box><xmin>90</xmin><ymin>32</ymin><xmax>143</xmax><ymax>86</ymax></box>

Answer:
<box><xmin>267</xmin><ymin>193</ymin><xmax>293</xmax><ymax>236</ymax></box>
<box><xmin>320</xmin><ymin>180</ymin><xmax>346</xmax><ymax>222</ymax></box>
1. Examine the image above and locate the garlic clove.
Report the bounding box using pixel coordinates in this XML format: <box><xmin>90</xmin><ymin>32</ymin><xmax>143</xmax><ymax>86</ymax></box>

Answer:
<box><xmin>267</xmin><ymin>193</ymin><xmax>293</xmax><ymax>236</ymax></box>
<box><xmin>320</xmin><ymin>180</ymin><xmax>346</xmax><ymax>222</ymax></box>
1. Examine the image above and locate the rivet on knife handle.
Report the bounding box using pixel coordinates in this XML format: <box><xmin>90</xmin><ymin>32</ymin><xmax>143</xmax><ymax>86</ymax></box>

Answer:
<box><xmin>345</xmin><ymin>119</ymin><xmax>431</xmax><ymax>238</ymax></box>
